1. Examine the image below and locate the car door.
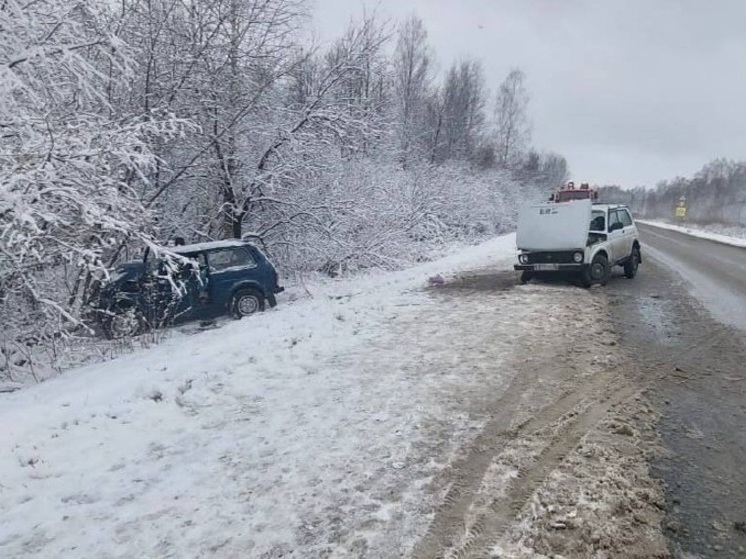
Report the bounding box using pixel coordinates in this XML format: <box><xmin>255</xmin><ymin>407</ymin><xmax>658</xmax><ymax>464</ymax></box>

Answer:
<box><xmin>606</xmin><ymin>210</ymin><xmax>626</xmax><ymax>263</ymax></box>
<box><xmin>175</xmin><ymin>252</ymin><xmax>210</xmax><ymax>321</ymax></box>
<box><xmin>144</xmin><ymin>253</ymin><xmax>204</xmax><ymax>324</ymax></box>
<box><xmin>204</xmin><ymin>247</ymin><xmax>259</xmax><ymax>313</ymax></box>
<box><xmin>617</xmin><ymin>208</ymin><xmax>635</xmax><ymax>257</ymax></box>
<box><xmin>140</xmin><ymin>256</ymin><xmax>182</xmax><ymax>325</ymax></box>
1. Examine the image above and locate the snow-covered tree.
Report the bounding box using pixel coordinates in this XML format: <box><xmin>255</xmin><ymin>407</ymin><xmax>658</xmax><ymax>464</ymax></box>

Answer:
<box><xmin>1</xmin><ymin>2</ymin><xmax>568</xmax><ymax>380</ymax></box>
<box><xmin>0</xmin><ymin>0</ymin><xmax>185</xmax><ymax>374</ymax></box>
<box><xmin>436</xmin><ymin>59</ymin><xmax>487</xmax><ymax>163</ymax></box>
<box><xmin>393</xmin><ymin>15</ymin><xmax>432</xmax><ymax>167</ymax></box>
<box><xmin>493</xmin><ymin>68</ymin><xmax>531</xmax><ymax>168</ymax></box>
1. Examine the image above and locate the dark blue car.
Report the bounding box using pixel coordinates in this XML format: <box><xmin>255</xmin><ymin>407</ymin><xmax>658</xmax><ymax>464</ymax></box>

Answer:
<box><xmin>95</xmin><ymin>240</ymin><xmax>284</xmax><ymax>338</ymax></box>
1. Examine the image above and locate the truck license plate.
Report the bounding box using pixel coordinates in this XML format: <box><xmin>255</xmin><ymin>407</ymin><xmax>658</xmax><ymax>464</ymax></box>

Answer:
<box><xmin>535</xmin><ymin>264</ymin><xmax>559</xmax><ymax>271</ymax></box>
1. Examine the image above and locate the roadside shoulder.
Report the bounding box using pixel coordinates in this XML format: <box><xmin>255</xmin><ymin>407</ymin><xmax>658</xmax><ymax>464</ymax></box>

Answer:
<box><xmin>636</xmin><ymin>219</ymin><xmax>746</xmax><ymax>248</ymax></box>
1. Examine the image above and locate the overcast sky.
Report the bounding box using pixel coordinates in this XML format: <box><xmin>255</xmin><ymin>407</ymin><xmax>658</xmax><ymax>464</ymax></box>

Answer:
<box><xmin>310</xmin><ymin>0</ymin><xmax>746</xmax><ymax>188</ymax></box>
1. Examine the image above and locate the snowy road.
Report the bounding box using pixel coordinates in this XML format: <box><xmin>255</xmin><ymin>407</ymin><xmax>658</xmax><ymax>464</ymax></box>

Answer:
<box><xmin>0</xmin><ymin>236</ymin><xmax>668</xmax><ymax>559</ymax></box>
<box><xmin>637</xmin><ymin>222</ymin><xmax>746</xmax><ymax>331</ymax></box>
<box><xmin>612</xmin><ymin>224</ymin><xmax>746</xmax><ymax>558</ymax></box>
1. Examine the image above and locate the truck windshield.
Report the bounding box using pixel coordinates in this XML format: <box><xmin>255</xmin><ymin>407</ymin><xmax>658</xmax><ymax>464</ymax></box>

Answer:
<box><xmin>590</xmin><ymin>210</ymin><xmax>606</xmax><ymax>232</ymax></box>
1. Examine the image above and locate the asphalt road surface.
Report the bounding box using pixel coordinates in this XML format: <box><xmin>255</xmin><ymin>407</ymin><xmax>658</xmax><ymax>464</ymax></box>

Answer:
<box><xmin>610</xmin><ymin>223</ymin><xmax>746</xmax><ymax>558</ymax></box>
<box><xmin>637</xmin><ymin>222</ymin><xmax>746</xmax><ymax>331</ymax></box>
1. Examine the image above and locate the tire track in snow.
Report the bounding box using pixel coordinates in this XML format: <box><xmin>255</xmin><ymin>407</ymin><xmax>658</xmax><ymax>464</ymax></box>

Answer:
<box><xmin>412</xmin><ymin>370</ymin><xmax>635</xmax><ymax>559</ymax></box>
<box><xmin>412</xmin><ymin>289</ymin><xmax>639</xmax><ymax>559</ymax></box>
<box><xmin>452</xmin><ymin>381</ymin><xmax>639</xmax><ymax>559</ymax></box>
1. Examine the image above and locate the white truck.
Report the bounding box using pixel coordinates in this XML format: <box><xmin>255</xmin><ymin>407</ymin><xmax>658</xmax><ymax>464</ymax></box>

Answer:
<box><xmin>514</xmin><ymin>198</ymin><xmax>642</xmax><ymax>287</ymax></box>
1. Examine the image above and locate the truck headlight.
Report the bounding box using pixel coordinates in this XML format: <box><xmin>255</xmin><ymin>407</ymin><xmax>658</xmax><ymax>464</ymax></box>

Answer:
<box><xmin>519</xmin><ymin>253</ymin><xmax>529</xmax><ymax>264</ymax></box>
<box><xmin>573</xmin><ymin>251</ymin><xmax>583</xmax><ymax>263</ymax></box>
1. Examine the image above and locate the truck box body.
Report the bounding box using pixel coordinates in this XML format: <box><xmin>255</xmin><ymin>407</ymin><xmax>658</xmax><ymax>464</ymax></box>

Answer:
<box><xmin>516</xmin><ymin>199</ymin><xmax>592</xmax><ymax>251</ymax></box>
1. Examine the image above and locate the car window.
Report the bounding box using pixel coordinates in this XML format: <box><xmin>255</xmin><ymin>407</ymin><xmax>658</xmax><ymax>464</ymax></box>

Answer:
<box><xmin>207</xmin><ymin>247</ymin><xmax>257</xmax><ymax>272</ymax></box>
<box><xmin>179</xmin><ymin>252</ymin><xmax>207</xmax><ymax>270</ymax></box>
<box><xmin>175</xmin><ymin>253</ymin><xmax>206</xmax><ymax>277</ymax></box>
<box><xmin>608</xmin><ymin>210</ymin><xmax>623</xmax><ymax>231</ymax></box>
<box><xmin>590</xmin><ymin>210</ymin><xmax>606</xmax><ymax>232</ymax></box>
<box><xmin>619</xmin><ymin>209</ymin><xmax>633</xmax><ymax>227</ymax></box>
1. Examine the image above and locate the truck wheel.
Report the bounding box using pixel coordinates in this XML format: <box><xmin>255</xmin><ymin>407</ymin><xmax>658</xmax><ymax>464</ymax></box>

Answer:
<box><xmin>231</xmin><ymin>288</ymin><xmax>265</xmax><ymax>319</ymax></box>
<box><xmin>582</xmin><ymin>254</ymin><xmax>610</xmax><ymax>288</ymax></box>
<box><xmin>624</xmin><ymin>247</ymin><xmax>640</xmax><ymax>279</ymax></box>
<box><xmin>520</xmin><ymin>271</ymin><xmax>534</xmax><ymax>284</ymax></box>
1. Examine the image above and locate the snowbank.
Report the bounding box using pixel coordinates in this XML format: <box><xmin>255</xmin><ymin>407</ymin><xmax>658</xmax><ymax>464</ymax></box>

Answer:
<box><xmin>637</xmin><ymin>219</ymin><xmax>746</xmax><ymax>248</ymax></box>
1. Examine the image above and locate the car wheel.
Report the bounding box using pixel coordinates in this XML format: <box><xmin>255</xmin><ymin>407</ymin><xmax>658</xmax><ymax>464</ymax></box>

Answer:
<box><xmin>103</xmin><ymin>307</ymin><xmax>145</xmax><ymax>339</ymax></box>
<box><xmin>582</xmin><ymin>253</ymin><xmax>610</xmax><ymax>288</ymax></box>
<box><xmin>520</xmin><ymin>271</ymin><xmax>533</xmax><ymax>284</ymax></box>
<box><xmin>231</xmin><ymin>288</ymin><xmax>265</xmax><ymax>319</ymax></box>
<box><xmin>624</xmin><ymin>247</ymin><xmax>640</xmax><ymax>279</ymax></box>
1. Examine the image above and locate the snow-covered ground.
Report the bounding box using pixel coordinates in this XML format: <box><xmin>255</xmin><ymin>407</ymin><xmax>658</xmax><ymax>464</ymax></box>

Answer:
<box><xmin>637</xmin><ymin>219</ymin><xmax>746</xmax><ymax>248</ymax></box>
<box><xmin>0</xmin><ymin>235</ymin><xmax>530</xmax><ymax>559</ymax></box>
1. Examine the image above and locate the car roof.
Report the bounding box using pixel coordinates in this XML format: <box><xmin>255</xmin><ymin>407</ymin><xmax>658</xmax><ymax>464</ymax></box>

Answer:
<box><xmin>592</xmin><ymin>204</ymin><xmax>629</xmax><ymax>211</ymax></box>
<box><xmin>170</xmin><ymin>239</ymin><xmax>253</xmax><ymax>254</ymax></box>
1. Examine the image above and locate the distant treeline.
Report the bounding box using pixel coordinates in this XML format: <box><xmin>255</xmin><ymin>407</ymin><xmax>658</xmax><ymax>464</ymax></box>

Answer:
<box><xmin>598</xmin><ymin>159</ymin><xmax>746</xmax><ymax>225</ymax></box>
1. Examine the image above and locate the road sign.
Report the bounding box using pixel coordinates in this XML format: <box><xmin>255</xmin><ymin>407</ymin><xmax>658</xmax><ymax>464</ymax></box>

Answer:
<box><xmin>675</xmin><ymin>206</ymin><xmax>687</xmax><ymax>218</ymax></box>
